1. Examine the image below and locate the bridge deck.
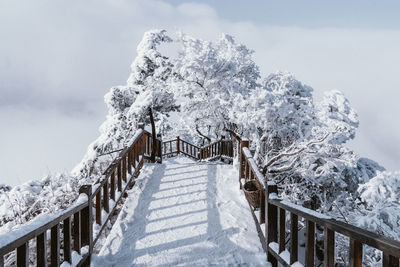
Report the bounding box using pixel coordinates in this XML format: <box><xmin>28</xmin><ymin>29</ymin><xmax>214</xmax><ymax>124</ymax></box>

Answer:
<box><xmin>92</xmin><ymin>156</ymin><xmax>269</xmax><ymax>266</ymax></box>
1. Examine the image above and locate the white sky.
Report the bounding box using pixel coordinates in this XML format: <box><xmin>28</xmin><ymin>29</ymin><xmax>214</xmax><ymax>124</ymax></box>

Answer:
<box><xmin>0</xmin><ymin>0</ymin><xmax>399</xmax><ymax>185</ymax></box>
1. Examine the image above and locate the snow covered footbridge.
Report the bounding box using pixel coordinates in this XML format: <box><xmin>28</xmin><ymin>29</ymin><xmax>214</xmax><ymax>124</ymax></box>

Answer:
<box><xmin>1</xmin><ymin>127</ymin><xmax>400</xmax><ymax>267</ymax></box>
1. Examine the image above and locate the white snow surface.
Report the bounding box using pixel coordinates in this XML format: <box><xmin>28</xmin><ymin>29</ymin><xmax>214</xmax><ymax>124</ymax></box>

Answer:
<box><xmin>92</xmin><ymin>156</ymin><xmax>269</xmax><ymax>266</ymax></box>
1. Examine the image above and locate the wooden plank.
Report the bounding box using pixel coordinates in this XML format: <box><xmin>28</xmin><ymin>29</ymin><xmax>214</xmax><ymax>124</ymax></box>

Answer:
<box><xmin>17</xmin><ymin>242</ymin><xmax>28</xmax><ymax>267</ymax></box>
<box><xmin>290</xmin><ymin>213</ymin><xmax>298</xmax><ymax>264</ymax></box>
<box><xmin>324</xmin><ymin>227</ymin><xmax>335</xmax><ymax>267</ymax></box>
<box><xmin>51</xmin><ymin>223</ymin><xmax>60</xmax><ymax>267</ymax></box>
<box><xmin>279</xmin><ymin>208</ymin><xmax>286</xmax><ymax>253</ymax></box>
<box><xmin>96</xmin><ymin>191</ymin><xmax>101</xmax><ymax>225</ymax></box>
<box><xmin>73</xmin><ymin>211</ymin><xmax>81</xmax><ymax>253</ymax></box>
<box><xmin>349</xmin><ymin>238</ymin><xmax>362</xmax><ymax>267</ymax></box>
<box><xmin>63</xmin><ymin>217</ymin><xmax>72</xmax><ymax>263</ymax></box>
<box><xmin>37</xmin><ymin>232</ymin><xmax>47</xmax><ymax>267</ymax></box>
<box><xmin>305</xmin><ymin>220</ymin><xmax>315</xmax><ymax>267</ymax></box>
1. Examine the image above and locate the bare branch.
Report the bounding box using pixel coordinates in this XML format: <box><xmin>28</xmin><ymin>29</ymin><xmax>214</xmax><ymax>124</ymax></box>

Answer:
<box><xmin>262</xmin><ymin>131</ymin><xmax>330</xmax><ymax>174</ymax></box>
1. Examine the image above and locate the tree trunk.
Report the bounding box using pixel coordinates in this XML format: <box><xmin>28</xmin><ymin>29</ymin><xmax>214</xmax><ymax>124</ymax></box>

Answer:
<box><xmin>148</xmin><ymin>107</ymin><xmax>157</xmax><ymax>163</ymax></box>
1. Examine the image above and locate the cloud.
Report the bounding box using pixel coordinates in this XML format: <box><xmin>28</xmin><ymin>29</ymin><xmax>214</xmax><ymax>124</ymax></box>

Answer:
<box><xmin>0</xmin><ymin>0</ymin><xmax>399</xmax><ymax>185</ymax></box>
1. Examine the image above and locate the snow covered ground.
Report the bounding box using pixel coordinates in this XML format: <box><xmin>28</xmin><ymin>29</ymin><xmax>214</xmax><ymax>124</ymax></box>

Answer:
<box><xmin>92</xmin><ymin>156</ymin><xmax>269</xmax><ymax>266</ymax></box>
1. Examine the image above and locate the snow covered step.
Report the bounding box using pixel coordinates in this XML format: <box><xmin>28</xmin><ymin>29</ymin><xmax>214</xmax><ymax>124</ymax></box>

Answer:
<box><xmin>92</xmin><ymin>156</ymin><xmax>269</xmax><ymax>266</ymax></box>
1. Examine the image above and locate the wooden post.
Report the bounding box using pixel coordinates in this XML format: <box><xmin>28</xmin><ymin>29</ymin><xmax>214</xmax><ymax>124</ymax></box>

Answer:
<box><xmin>266</xmin><ymin>183</ymin><xmax>278</xmax><ymax>267</ymax></box>
<box><xmin>239</xmin><ymin>140</ymin><xmax>249</xmax><ymax>189</ymax></box>
<box><xmin>104</xmin><ymin>181</ymin><xmax>109</xmax><ymax>213</ymax></box>
<box><xmin>51</xmin><ymin>223</ymin><xmax>60</xmax><ymax>267</ymax></box>
<box><xmin>63</xmin><ymin>217</ymin><xmax>72</xmax><ymax>263</ymax></box>
<box><xmin>383</xmin><ymin>253</ymin><xmax>399</xmax><ymax>267</ymax></box>
<box><xmin>96</xmin><ymin>191</ymin><xmax>101</xmax><ymax>225</ymax></box>
<box><xmin>110</xmin><ymin>171</ymin><xmax>115</xmax><ymax>201</ymax></box>
<box><xmin>122</xmin><ymin>156</ymin><xmax>127</xmax><ymax>182</ymax></box>
<box><xmin>324</xmin><ymin>227</ymin><xmax>335</xmax><ymax>267</ymax></box>
<box><xmin>305</xmin><ymin>220</ymin><xmax>315</xmax><ymax>267</ymax></box>
<box><xmin>349</xmin><ymin>238</ymin><xmax>362</xmax><ymax>267</ymax></box>
<box><xmin>37</xmin><ymin>232</ymin><xmax>47</xmax><ymax>267</ymax></box>
<box><xmin>17</xmin><ymin>242</ymin><xmax>28</xmax><ymax>267</ymax></box>
<box><xmin>157</xmin><ymin>133</ymin><xmax>162</xmax><ymax>163</ymax></box>
<box><xmin>290</xmin><ymin>213</ymin><xmax>298</xmax><ymax>264</ymax></box>
<box><xmin>73</xmin><ymin>211</ymin><xmax>81</xmax><ymax>253</ymax></box>
<box><xmin>79</xmin><ymin>185</ymin><xmax>93</xmax><ymax>257</ymax></box>
<box><xmin>279</xmin><ymin>208</ymin><xmax>286</xmax><ymax>253</ymax></box>
<box><xmin>176</xmin><ymin>136</ymin><xmax>180</xmax><ymax>155</ymax></box>
<box><xmin>117</xmin><ymin>162</ymin><xmax>122</xmax><ymax>191</ymax></box>
<box><xmin>260</xmin><ymin>189</ymin><xmax>265</xmax><ymax>224</ymax></box>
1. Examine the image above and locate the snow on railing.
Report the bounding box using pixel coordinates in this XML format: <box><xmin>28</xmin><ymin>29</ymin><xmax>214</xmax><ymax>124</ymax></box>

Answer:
<box><xmin>233</xmin><ymin>134</ymin><xmax>400</xmax><ymax>267</ymax></box>
<box><xmin>0</xmin><ymin>124</ymin><xmax>163</xmax><ymax>266</ymax></box>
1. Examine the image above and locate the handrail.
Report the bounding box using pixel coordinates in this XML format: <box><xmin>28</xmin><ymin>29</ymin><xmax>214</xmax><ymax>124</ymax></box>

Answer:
<box><xmin>0</xmin><ymin>125</ymin><xmax>163</xmax><ymax>267</ymax></box>
<box><xmin>161</xmin><ymin>136</ymin><xmax>233</xmax><ymax>162</ymax></box>
<box><xmin>234</xmin><ymin>134</ymin><xmax>400</xmax><ymax>267</ymax></box>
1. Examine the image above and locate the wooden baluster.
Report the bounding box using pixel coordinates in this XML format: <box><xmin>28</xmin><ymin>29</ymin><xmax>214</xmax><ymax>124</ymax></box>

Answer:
<box><xmin>239</xmin><ymin>140</ymin><xmax>248</xmax><ymax>188</ymax></box>
<box><xmin>51</xmin><ymin>223</ymin><xmax>60</xmax><ymax>267</ymax></box>
<box><xmin>177</xmin><ymin>136</ymin><xmax>180</xmax><ymax>154</ymax></box>
<box><xmin>17</xmin><ymin>242</ymin><xmax>29</xmax><ymax>267</ymax></box>
<box><xmin>122</xmin><ymin>156</ymin><xmax>127</xmax><ymax>182</ymax></box>
<box><xmin>79</xmin><ymin>185</ymin><xmax>93</xmax><ymax>260</ymax></box>
<box><xmin>190</xmin><ymin>145</ymin><xmax>193</xmax><ymax>156</ymax></box>
<box><xmin>279</xmin><ymin>208</ymin><xmax>286</xmax><ymax>253</ymax></box>
<box><xmin>96</xmin><ymin>191</ymin><xmax>101</xmax><ymax>225</ymax></box>
<box><xmin>104</xmin><ymin>181</ymin><xmax>109</xmax><ymax>213</ymax></box>
<box><xmin>117</xmin><ymin>162</ymin><xmax>122</xmax><ymax>191</ymax></box>
<box><xmin>64</xmin><ymin>217</ymin><xmax>72</xmax><ymax>263</ymax></box>
<box><xmin>73</xmin><ymin>211</ymin><xmax>81</xmax><ymax>253</ymax></box>
<box><xmin>128</xmin><ymin>148</ymin><xmax>132</xmax><ymax>175</ymax></box>
<box><xmin>260</xmin><ymin>185</ymin><xmax>265</xmax><ymax>224</ymax></box>
<box><xmin>349</xmin><ymin>238</ymin><xmax>362</xmax><ymax>267</ymax></box>
<box><xmin>37</xmin><ymin>232</ymin><xmax>47</xmax><ymax>267</ymax></box>
<box><xmin>110</xmin><ymin>171</ymin><xmax>115</xmax><ymax>200</ymax></box>
<box><xmin>170</xmin><ymin>141</ymin><xmax>172</xmax><ymax>154</ymax></box>
<box><xmin>290</xmin><ymin>213</ymin><xmax>298</xmax><ymax>264</ymax></box>
<box><xmin>245</xmin><ymin>161</ymin><xmax>249</xmax><ymax>179</ymax></box>
<box><xmin>383</xmin><ymin>253</ymin><xmax>399</xmax><ymax>267</ymax></box>
<box><xmin>305</xmin><ymin>220</ymin><xmax>315</xmax><ymax>267</ymax></box>
<box><xmin>266</xmin><ymin>184</ymin><xmax>278</xmax><ymax>267</ymax></box>
<box><xmin>324</xmin><ymin>227</ymin><xmax>335</xmax><ymax>267</ymax></box>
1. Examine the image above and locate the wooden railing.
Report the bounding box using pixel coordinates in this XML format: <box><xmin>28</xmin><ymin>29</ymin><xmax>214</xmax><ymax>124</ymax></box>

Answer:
<box><xmin>0</xmin><ymin>125</ymin><xmax>162</xmax><ymax>267</ymax></box>
<box><xmin>236</xmin><ymin>137</ymin><xmax>400</xmax><ymax>267</ymax></box>
<box><xmin>162</xmin><ymin>136</ymin><xmax>233</xmax><ymax>161</ymax></box>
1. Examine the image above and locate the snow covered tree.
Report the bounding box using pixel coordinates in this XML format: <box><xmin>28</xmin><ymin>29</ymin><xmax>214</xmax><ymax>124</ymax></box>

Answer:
<box><xmin>317</xmin><ymin>90</ymin><xmax>359</xmax><ymax>144</ymax></box>
<box><xmin>173</xmin><ymin>32</ymin><xmax>260</xmax><ymax>143</ymax></box>
<box><xmin>74</xmin><ymin>29</ymin><xmax>178</xmax><ymax>177</ymax></box>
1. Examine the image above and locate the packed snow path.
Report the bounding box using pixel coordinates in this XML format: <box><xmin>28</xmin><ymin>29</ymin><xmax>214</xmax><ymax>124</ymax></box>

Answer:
<box><xmin>92</xmin><ymin>156</ymin><xmax>268</xmax><ymax>266</ymax></box>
